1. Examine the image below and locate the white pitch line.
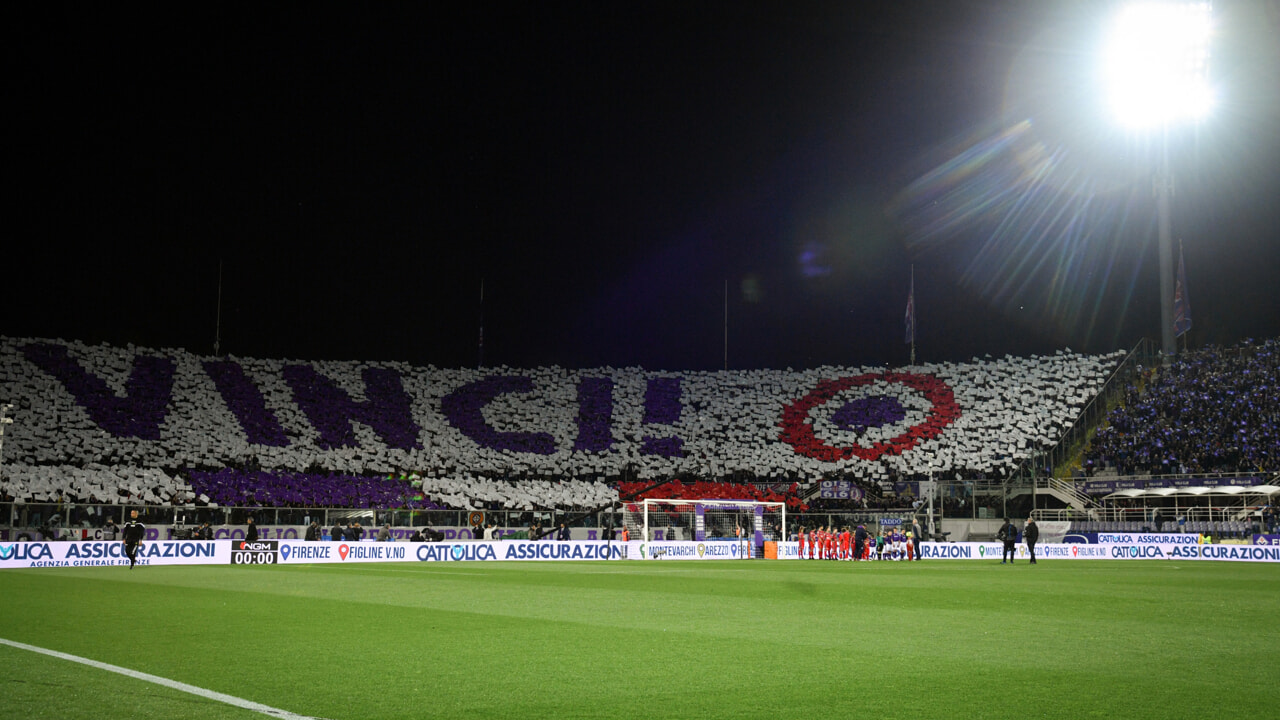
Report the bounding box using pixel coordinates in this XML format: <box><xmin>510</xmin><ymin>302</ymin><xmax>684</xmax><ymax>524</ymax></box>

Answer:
<box><xmin>0</xmin><ymin>637</ymin><xmax>330</xmax><ymax>720</ymax></box>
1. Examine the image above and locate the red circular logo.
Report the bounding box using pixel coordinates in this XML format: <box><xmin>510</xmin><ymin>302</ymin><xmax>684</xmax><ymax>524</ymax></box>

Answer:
<box><xmin>779</xmin><ymin>373</ymin><xmax>961</xmax><ymax>462</ymax></box>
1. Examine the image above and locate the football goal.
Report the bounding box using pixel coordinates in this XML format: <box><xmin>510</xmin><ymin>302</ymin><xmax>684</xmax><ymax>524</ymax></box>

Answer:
<box><xmin>620</xmin><ymin>498</ymin><xmax>786</xmax><ymax>558</ymax></box>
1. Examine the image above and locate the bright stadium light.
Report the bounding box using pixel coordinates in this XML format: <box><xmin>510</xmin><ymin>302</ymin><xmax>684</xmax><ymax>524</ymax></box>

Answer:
<box><xmin>1104</xmin><ymin>2</ymin><xmax>1213</xmax><ymax>129</ymax></box>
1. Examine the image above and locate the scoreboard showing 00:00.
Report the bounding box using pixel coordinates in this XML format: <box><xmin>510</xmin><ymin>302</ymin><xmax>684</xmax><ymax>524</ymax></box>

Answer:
<box><xmin>231</xmin><ymin>540</ymin><xmax>279</xmax><ymax>564</ymax></box>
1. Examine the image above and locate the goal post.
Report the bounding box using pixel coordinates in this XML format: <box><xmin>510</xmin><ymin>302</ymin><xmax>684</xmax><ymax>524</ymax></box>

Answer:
<box><xmin>620</xmin><ymin>499</ymin><xmax>786</xmax><ymax>557</ymax></box>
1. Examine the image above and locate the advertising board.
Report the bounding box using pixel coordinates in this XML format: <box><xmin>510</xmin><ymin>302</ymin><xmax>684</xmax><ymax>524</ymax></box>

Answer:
<box><xmin>0</xmin><ymin>540</ymin><xmax>228</xmax><ymax>569</ymax></box>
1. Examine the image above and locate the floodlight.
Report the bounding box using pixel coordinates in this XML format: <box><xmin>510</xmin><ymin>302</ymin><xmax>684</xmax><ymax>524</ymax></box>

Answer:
<box><xmin>1103</xmin><ymin>2</ymin><xmax>1212</xmax><ymax>128</ymax></box>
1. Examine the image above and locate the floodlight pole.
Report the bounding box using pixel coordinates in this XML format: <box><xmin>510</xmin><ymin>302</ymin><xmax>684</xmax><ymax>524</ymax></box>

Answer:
<box><xmin>1155</xmin><ymin>128</ymin><xmax>1177</xmax><ymax>361</ymax></box>
<box><xmin>213</xmin><ymin>259</ymin><xmax>223</xmax><ymax>357</ymax></box>
<box><xmin>1105</xmin><ymin>2</ymin><xmax>1209</xmax><ymax>362</ymax></box>
<box><xmin>723</xmin><ymin>278</ymin><xmax>729</xmax><ymax>371</ymax></box>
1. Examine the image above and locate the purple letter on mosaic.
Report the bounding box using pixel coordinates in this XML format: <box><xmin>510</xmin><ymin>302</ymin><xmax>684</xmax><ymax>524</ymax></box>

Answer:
<box><xmin>21</xmin><ymin>343</ymin><xmax>174</xmax><ymax>440</ymax></box>
<box><xmin>640</xmin><ymin>376</ymin><xmax>684</xmax><ymax>457</ymax></box>
<box><xmin>282</xmin><ymin>365</ymin><xmax>422</xmax><ymax>450</ymax></box>
<box><xmin>573</xmin><ymin>377</ymin><xmax>615</xmax><ymax>452</ymax></box>
<box><xmin>643</xmin><ymin>377</ymin><xmax>682</xmax><ymax>424</ymax></box>
<box><xmin>441</xmin><ymin>375</ymin><xmax>555</xmax><ymax>455</ymax></box>
<box><xmin>202</xmin><ymin>360</ymin><xmax>289</xmax><ymax>447</ymax></box>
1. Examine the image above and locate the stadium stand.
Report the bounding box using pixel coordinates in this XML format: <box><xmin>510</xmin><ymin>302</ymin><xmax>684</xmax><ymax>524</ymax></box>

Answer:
<box><xmin>1069</xmin><ymin>517</ymin><xmax>1260</xmax><ymax>540</ymax></box>
<box><xmin>0</xmin><ymin>336</ymin><xmax>1123</xmax><ymax>511</ymax></box>
<box><xmin>1085</xmin><ymin>338</ymin><xmax>1280</xmax><ymax>475</ymax></box>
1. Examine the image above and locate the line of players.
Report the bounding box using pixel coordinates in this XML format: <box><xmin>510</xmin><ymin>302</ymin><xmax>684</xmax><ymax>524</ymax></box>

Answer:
<box><xmin>797</xmin><ymin>525</ymin><xmax>916</xmax><ymax>561</ymax></box>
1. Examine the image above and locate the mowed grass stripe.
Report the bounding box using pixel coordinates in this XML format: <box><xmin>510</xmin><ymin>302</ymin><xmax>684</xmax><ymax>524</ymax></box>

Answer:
<box><xmin>0</xmin><ymin>637</ymin><xmax>328</xmax><ymax>720</ymax></box>
<box><xmin>0</xmin><ymin>643</ymin><xmax>270</xmax><ymax>720</ymax></box>
<box><xmin>0</xmin><ymin>561</ymin><xmax>1275</xmax><ymax>719</ymax></box>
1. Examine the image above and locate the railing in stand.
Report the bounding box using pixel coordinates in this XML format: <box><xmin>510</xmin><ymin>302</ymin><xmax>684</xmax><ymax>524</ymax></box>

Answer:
<box><xmin>1014</xmin><ymin>337</ymin><xmax>1157</xmax><ymax>483</ymax></box>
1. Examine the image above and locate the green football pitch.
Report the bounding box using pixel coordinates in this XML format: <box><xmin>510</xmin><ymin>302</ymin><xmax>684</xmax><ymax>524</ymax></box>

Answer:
<box><xmin>1</xmin><ymin>559</ymin><xmax>1276</xmax><ymax>720</ymax></box>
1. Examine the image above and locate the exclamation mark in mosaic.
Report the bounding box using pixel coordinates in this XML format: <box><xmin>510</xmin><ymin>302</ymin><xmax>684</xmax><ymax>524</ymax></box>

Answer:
<box><xmin>640</xmin><ymin>377</ymin><xmax>684</xmax><ymax>456</ymax></box>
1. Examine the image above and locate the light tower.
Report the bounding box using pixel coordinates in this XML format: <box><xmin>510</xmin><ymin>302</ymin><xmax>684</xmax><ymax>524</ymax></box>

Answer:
<box><xmin>1102</xmin><ymin>2</ymin><xmax>1212</xmax><ymax>359</ymax></box>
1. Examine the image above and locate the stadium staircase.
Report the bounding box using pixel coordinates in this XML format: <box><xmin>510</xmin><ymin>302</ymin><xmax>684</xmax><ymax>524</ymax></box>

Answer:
<box><xmin>1024</xmin><ymin>476</ymin><xmax>1095</xmax><ymax>511</ymax></box>
<box><xmin>802</xmin><ymin>483</ymin><xmax>822</xmax><ymax>504</ymax></box>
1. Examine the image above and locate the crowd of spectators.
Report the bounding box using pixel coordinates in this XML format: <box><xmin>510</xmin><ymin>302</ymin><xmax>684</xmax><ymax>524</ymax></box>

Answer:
<box><xmin>1086</xmin><ymin>339</ymin><xmax>1279</xmax><ymax>475</ymax></box>
<box><xmin>2</xmin><ymin>336</ymin><xmax>1120</xmax><ymax>503</ymax></box>
<box><xmin>0</xmin><ymin>335</ymin><xmax>1150</xmax><ymax>519</ymax></box>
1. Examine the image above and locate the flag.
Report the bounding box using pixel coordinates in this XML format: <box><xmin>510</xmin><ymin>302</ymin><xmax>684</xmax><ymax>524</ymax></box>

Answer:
<box><xmin>1173</xmin><ymin>244</ymin><xmax>1191</xmax><ymax>337</ymax></box>
<box><xmin>904</xmin><ymin>270</ymin><xmax>915</xmax><ymax>344</ymax></box>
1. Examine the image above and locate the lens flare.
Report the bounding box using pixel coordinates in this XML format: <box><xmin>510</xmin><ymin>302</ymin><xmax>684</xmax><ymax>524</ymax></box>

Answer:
<box><xmin>890</xmin><ymin>120</ymin><xmax>1157</xmax><ymax>349</ymax></box>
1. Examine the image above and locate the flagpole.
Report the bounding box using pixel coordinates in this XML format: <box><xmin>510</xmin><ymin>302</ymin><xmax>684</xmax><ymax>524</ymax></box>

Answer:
<box><xmin>909</xmin><ymin>265</ymin><xmax>916</xmax><ymax>367</ymax></box>
<box><xmin>1173</xmin><ymin>238</ymin><xmax>1192</xmax><ymax>350</ymax></box>
<box><xmin>1180</xmin><ymin>244</ymin><xmax>1188</xmax><ymax>355</ymax></box>
<box><xmin>723</xmin><ymin>278</ymin><xmax>728</xmax><ymax>371</ymax></box>
<box><xmin>213</xmin><ymin>259</ymin><xmax>223</xmax><ymax>357</ymax></box>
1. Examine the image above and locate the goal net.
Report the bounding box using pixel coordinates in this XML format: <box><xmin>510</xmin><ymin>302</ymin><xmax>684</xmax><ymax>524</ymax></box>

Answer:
<box><xmin>620</xmin><ymin>499</ymin><xmax>786</xmax><ymax>558</ymax></box>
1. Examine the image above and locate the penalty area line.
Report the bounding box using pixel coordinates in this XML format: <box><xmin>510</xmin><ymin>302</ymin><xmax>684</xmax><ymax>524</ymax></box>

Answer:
<box><xmin>0</xmin><ymin>637</ymin><xmax>330</xmax><ymax>720</ymax></box>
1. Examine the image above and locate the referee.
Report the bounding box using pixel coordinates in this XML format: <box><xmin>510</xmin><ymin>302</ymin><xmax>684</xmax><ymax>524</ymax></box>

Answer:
<box><xmin>122</xmin><ymin>510</ymin><xmax>146</xmax><ymax>569</ymax></box>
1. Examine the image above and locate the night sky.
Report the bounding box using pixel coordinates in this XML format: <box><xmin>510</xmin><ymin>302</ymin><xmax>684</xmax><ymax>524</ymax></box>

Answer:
<box><xmin>12</xmin><ymin>1</ymin><xmax>1280</xmax><ymax>371</ymax></box>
